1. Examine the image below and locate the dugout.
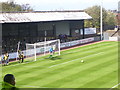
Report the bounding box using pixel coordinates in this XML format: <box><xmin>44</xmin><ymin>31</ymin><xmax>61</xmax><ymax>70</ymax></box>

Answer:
<box><xmin>0</xmin><ymin>10</ymin><xmax>94</xmax><ymax>54</ymax></box>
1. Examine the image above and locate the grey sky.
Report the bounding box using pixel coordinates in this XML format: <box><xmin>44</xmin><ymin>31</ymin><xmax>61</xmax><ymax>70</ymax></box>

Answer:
<box><xmin>0</xmin><ymin>0</ymin><xmax>119</xmax><ymax>11</ymax></box>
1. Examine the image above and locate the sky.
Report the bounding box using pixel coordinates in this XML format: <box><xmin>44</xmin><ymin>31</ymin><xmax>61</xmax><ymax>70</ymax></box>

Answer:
<box><xmin>0</xmin><ymin>0</ymin><xmax>119</xmax><ymax>11</ymax></box>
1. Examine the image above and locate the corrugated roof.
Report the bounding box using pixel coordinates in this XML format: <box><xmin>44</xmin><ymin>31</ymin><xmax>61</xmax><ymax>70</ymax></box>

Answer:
<box><xmin>0</xmin><ymin>11</ymin><xmax>92</xmax><ymax>23</ymax></box>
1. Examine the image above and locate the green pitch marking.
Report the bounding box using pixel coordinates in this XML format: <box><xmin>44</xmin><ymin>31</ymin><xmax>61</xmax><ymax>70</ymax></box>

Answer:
<box><xmin>2</xmin><ymin>41</ymin><xmax>118</xmax><ymax>88</ymax></box>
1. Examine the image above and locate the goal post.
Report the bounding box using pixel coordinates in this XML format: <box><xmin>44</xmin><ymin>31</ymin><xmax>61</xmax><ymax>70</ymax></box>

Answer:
<box><xmin>16</xmin><ymin>41</ymin><xmax>20</xmax><ymax>61</ymax></box>
<box><xmin>58</xmin><ymin>39</ymin><xmax>60</xmax><ymax>55</ymax></box>
<box><xmin>26</xmin><ymin>43</ymin><xmax>36</xmax><ymax>61</ymax></box>
<box><xmin>26</xmin><ymin>39</ymin><xmax>60</xmax><ymax>61</ymax></box>
<box><xmin>34</xmin><ymin>44</ymin><xmax>37</xmax><ymax>61</ymax></box>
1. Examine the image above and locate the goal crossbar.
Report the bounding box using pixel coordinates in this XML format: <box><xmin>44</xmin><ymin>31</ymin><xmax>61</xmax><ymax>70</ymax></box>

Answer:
<box><xmin>26</xmin><ymin>40</ymin><xmax>59</xmax><ymax>46</ymax></box>
<box><xmin>26</xmin><ymin>39</ymin><xmax>60</xmax><ymax>61</ymax></box>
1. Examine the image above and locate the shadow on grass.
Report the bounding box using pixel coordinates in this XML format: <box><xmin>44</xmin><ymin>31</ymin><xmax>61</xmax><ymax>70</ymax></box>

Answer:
<box><xmin>2</xmin><ymin>61</ymin><xmax>19</xmax><ymax>67</ymax></box>
<box><xmin>45</xmin><ymin>56</ymin><xmax>62</xmax><ymax>60</ymax></box>
<box><xmin>2</xmin><ymin>60</ymin><xmax>35</xmax><ymax>67</ymax></box>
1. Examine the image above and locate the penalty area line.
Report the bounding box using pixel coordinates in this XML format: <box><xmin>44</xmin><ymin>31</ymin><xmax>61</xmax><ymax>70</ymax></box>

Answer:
<box><xmin>48</xmin><ymin>52</ymin><xmax>104</xmax><ymax>68</ymax></box>
<box><xmin>109</xmin><ymin>83</ymin><xmax>120</xmax><ymax>90</ymax></box>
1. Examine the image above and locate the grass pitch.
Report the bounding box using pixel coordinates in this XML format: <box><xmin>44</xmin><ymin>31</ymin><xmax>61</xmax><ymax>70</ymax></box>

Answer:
<box><xmin>1</xmin><ymin>41</ymin><xmax>119</xmax><ymax>88</ymax></box>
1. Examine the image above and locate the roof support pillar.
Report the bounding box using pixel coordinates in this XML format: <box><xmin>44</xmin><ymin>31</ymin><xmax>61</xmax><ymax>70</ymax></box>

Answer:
<box><xmin>82</xmin><ymin>20</ymin><xmax>85</xmax><ymax>39</ymax></box>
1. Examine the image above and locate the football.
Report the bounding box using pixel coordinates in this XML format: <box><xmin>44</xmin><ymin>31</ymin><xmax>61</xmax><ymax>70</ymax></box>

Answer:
<box><xmin>81</xmin><ymin>60</ymin><xmax>84</xmax><ymax>63</ymax></box>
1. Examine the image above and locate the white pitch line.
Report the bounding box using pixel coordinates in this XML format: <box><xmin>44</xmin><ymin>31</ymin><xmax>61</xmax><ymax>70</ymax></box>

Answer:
<box><xmin>59</xmin><ymin>44</ymin><xmax>117</xmax><ymax>63</ymax></box>
<box><xmin>49</xmin><ymin>52</ymin><xmax>104</xmax><ymax>68</ymax></box>
<box><xmin>17</xmin><ymin>85</ymin><xmax>48</xmax><ymax>88</ymax></box>
<box><xmin>110</xmin><ymin>83</ymin><xmax>120</xmax><ymax>89</ymax></box>
<box><xmin>5</xmin><ymin>42</ymin><xmax>117</xmax><ymax>67</ymax></box>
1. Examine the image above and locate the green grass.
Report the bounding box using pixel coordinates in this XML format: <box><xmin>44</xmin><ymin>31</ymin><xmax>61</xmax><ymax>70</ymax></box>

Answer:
<box><xmin>1</xmin><ymin>41</ymin><xmax>119</xmax><ymax>88</ymax></box>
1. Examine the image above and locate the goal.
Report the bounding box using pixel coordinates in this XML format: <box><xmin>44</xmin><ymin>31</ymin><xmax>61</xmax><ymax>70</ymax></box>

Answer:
<box><xmin>26</xmin><ymin>39</ymin><xmax>60</xmax><ymax>61</ymax></box>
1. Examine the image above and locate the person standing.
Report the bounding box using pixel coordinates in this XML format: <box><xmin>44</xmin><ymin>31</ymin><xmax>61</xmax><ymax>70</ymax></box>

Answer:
<box><xmin>49</xmin><ymin>47</ymin><xmax>54</xmax><ymax>58</ymax></box>
<box><xmin>3</xmin><ymin>53</ymin><xmax>9</xmax><ymax>65</ymax></box>
<box><xmin>18</xmin><ymin>52</ymin><xmax>24</xmax><ymax>63</ymax></box>
<box><xmin>21</xmin><ymin>52</ymin><xmax>24</xmax><ymax>63</ymax></box>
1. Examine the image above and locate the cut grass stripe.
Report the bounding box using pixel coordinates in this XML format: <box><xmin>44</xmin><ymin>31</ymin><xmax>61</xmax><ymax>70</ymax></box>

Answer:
<box><xmin>48</xmin><ymin>52</ymin><xmax>104</xmax><ymax>68</ymax></box>
<box><xmin>19</xmin><ymin>52</ymin><xmax>116</xmax><ymax>87</ymax></box>
<box><xmin>79</xmin><ymin>70</ymin><xmax>118</xmax><ymax>88</ymax></box>
<box><xmin>111</xmin><ymin>83</ymin><xmax>120</xmax><ymax>89</ymax></box>
<box><xmin>42</xmin><ymin>56</ymin><xmax>117</xmax><ymax>88</ymax></box>
<box><xmin>4</xmin><ymin>43</ymin><xmax>117</xmax><ymax>82</ymax></box>
<box><xmin>2</xmin><ymin>41</ymin><xmax>118</xmax><ymax>88</ymax></box>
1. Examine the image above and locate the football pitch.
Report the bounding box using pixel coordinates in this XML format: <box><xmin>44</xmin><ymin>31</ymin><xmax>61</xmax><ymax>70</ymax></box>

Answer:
<box><xmin>1</xmin><ymin>41</ymin><xmax>119</xmax><ymax>89</ymax></box>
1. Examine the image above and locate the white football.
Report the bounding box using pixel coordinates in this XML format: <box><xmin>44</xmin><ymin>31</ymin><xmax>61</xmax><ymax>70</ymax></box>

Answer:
<box><xmin>81</xmin><ymin>60</ymin><xmax>84</xmax><ymax>63</ymax></box>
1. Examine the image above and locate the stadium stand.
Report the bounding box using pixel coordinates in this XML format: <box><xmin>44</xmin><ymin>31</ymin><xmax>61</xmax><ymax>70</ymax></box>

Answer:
<box><xmin>1</xmin><ymin>11</ymin><xmax>98</xmax><ymax>55</ymax></box>
<box><xmin>2</xmin><ymin>35</ymin><xmax>97</xmax><ymax>54</ymax></box>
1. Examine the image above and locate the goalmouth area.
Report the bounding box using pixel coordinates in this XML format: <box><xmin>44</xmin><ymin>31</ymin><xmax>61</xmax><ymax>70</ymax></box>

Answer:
<box><xmin>1</xmin><ymin>40</ymin><xmax>119</xmax><ymax>89</ymax></box>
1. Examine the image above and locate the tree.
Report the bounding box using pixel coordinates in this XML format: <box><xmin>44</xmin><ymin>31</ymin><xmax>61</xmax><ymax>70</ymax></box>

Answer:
<box><xmin>105</xmin><ymin>11</ymin><xmax>116</xmax><ymax>27</ymax></box>
<box><xmin>84</xmin><ymin>5</ymin><xmax>116</xmax><ymax>31</ymax></box>
<box><xmin>85</xmin><ymin>5</ymin><xmax>107</xmax><ymax>29</ymax></box>
<box><xmin>21</xmin><ymin>4</ymin><xmax>33</xmax><ymax>11</ymax></box>
<box><xmin>0</xmin><ymin>1</ymin><xmax>33</xmax><ymax>12</ymax></box>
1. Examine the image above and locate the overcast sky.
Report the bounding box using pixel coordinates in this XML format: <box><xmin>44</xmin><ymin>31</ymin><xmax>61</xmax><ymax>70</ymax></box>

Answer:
<box><xmin>0</xmin><ymin>0</ymin><xmax>119</xmax><ymax>11</ymax></box>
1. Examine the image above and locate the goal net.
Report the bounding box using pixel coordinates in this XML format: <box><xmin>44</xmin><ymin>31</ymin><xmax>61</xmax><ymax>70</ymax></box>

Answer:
<box><xmin>26</xmin><ymin>39</ymin><xmax>60</xmax><ymax>61</ymax></box>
